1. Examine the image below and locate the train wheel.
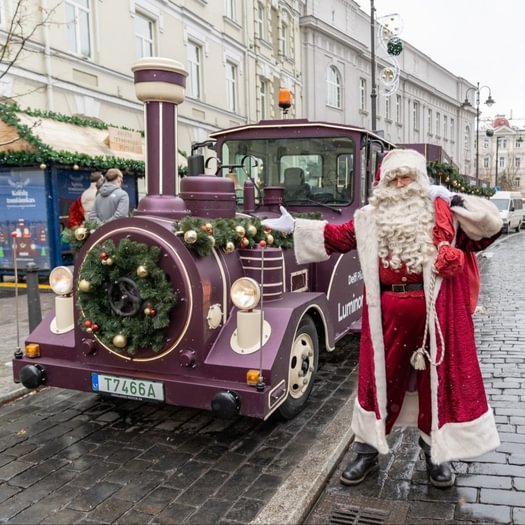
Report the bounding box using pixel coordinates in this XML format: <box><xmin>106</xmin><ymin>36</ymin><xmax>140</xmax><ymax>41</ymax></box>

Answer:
<box><xmin>278</xmin><ymin>315</ymin><xmax>319</xmax><ymax>420</ymax></box>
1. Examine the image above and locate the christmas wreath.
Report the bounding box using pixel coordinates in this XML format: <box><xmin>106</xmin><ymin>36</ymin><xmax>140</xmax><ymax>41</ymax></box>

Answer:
<box><xmin>175</xmin><ymin>213</ymin><xmax>321</xmax><ymax>257</ymax></box>
<box><xmin>77</xmin><ymin>238</ymin><xmax>177</xmax><ymax>355</ymax></box>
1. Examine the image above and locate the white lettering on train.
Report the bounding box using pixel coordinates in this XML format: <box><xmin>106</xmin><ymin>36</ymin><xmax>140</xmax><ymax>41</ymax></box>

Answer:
<box><xmin>337</xmin><ymin>295</ymin><xmax>363</xmax><ymax>322</ymax></box>
<box><xmin>347</xmin><ymin>271</ymin><xmax>363</xmax><ymax>285</ymax></box>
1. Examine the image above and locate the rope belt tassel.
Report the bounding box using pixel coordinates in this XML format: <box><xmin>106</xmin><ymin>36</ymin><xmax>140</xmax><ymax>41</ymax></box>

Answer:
<box><xmin>410</xmin><ymin>347</ymin><xmax>427</xmax><ymax>370</ymax></box>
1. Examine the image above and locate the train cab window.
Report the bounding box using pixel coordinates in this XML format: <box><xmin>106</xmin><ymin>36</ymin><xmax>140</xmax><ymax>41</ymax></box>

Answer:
<box><xmin>220</xmin><ymin>136</ymin><xmax>356</xmax><ymax>206</ymax></box>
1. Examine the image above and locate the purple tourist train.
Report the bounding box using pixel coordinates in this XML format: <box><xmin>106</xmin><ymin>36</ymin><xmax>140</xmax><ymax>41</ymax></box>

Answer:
<box><xmin>12</xmin><ymin>58</ymin><xmax>394</xmax><ymax>420</ymax></box>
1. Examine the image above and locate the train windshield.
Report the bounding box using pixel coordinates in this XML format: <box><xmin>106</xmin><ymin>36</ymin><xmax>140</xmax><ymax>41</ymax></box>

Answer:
<box><xmin>220</xmin><ymin>136</ymin><xmax>356</xmax><ymax>206</ymax></box>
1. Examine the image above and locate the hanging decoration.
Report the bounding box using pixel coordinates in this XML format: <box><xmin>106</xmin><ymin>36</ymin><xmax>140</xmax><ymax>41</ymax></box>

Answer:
<box><xmin>77</xmin><ymin>238</ymin><xmax>177</xmax><ymax>355</ymax></box>
<box><xmin>61</xmin><ymin>220</ymin><xmax>100</xmax><ymax>253</ymax></box>
<box><xmin>376</xmin><ymin>13</ymin><xmax>404</xmax><ymax>97</ymax></box>
<box><xmin>174</xmin><ymin>212</ymin><xmax>321</xmax><ymax>258</ymax></box>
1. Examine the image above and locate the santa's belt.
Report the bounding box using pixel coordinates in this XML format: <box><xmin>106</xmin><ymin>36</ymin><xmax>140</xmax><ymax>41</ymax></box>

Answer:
<box><xmin>381</xmin><ymin>283</ymin><xmax>424</xmax><ymax>292</ymax></box>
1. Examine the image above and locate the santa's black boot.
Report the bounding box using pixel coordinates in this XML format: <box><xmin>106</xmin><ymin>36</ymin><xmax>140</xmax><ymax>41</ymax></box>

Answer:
<box><xmin>340</xmin><ymin>452</ymin><xmax>379</xmax><ymax>486</ymax></box>
<box><xmin>418</xmin><ymin>437</ymin><xmax>455</xmax><ymax>488</ymax></box>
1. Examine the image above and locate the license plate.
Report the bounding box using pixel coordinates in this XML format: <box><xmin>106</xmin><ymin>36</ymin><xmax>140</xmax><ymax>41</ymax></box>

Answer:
<box><xmin>91</xmin><ymin>373</ymin><xmax>164</xmax><ymax>401</ymax></box>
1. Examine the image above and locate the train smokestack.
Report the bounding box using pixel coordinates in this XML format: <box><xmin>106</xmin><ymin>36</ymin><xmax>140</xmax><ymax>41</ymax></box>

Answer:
<box><xmin>132</xmin><ymin>57</ymin><xmax>189</xmax><ymax>219</ymax></box>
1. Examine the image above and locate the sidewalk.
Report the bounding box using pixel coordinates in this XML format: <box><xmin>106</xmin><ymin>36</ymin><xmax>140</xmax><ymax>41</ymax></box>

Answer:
<box><xmin>0</xmin><ymin>286</ymin><xmax>54</xmax><ymax>403</ymax></box>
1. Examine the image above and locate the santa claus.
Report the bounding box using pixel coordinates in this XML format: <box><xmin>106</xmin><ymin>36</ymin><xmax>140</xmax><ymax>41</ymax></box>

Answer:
<box><xmin>262</xmin><ymin>149</ymin><xmax>502</xmax><ymax>488</ymax></box>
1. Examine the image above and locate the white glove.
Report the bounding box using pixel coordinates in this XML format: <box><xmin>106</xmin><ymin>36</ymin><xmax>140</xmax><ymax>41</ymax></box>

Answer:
<box><xmin>428</xmin><ymin>184</ymin><xmax>454</xmax><ymax>203</ymax></box>
<box><xmin>261</xmin><ymin>206</ymin><xmax>295</xmax><ymax>233</ymax></box>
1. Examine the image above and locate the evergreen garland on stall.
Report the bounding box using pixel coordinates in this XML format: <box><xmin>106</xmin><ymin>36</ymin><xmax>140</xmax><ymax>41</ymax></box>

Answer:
<box><xmin>77</xmin><ymin>239</ymin><xmax>177</xmax><ymax>355</ymax></box>
<box><xmin>61</xmin><ymin>220</ymin><xmax>99</xmax><ymax>253</ymax></box>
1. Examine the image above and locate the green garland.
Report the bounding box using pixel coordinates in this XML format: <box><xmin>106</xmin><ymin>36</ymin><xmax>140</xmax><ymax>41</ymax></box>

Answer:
<box><xmin>77</xmin><ymin>238</ymin><xmax>177</xmax><ymax>355</ymax></box>
<box><xmin>175</xmin><ymin>212</ymin><xmax>321</xmax><ymax>257</ymax></box>
<box><xmin>0</xmin><ymin>103</ymin><xmax>188</xmax><ymax>176</ymax></box>
<box><xmin>427</xmin><ymin>162</ymin><xmax>496</xmax><ymax>198</ymax></box>
<box><xmin>61</xmin><ymin>220</ymin><xmax>99</xmax><ymax>253</ymax></box>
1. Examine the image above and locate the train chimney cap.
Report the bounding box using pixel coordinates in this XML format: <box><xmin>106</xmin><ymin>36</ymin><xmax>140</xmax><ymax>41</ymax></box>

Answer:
<box><xmin>132</xmin><ymin>57</ymin><xmax>188</xmax><ymax>104</ymax></box>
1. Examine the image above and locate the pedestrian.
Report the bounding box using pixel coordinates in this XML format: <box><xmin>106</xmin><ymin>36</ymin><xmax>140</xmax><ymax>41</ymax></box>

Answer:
<box><xmin>81</xmin><ymin>171</ymin><xmax>104</xmax><ymax>218</ymax></box>
<box><xmin>262</xmin><ymin>149</ymin><xmax>502</xmax><ymax>488</ymax></box>
<box><xmin>88</xmin><ymin>168</ymin><xmax>129</xmax><ymax>225</ymax></box>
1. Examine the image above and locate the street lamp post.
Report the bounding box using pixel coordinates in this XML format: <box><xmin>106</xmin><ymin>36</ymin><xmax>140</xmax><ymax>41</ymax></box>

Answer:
<box><xmin>461</xmin><ymin>82</ymin><xmax>495</xmax><ymax>185</ymax></box>
<box><xmin>495</xmin><ymin>136</ymin><xmax>501</xmax><ymax>189</ymax></box>
<box><xmin>370</xmin><ymin>0</ymin><xmax>377</xmax><ymax>131</ymax></box>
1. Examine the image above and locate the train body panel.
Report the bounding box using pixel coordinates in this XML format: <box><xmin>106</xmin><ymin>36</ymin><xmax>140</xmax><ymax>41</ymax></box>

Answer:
<box><xmin>13</xmin><ymin>59</ymin><xmax>395</xmax><ymax>420</ymax></box>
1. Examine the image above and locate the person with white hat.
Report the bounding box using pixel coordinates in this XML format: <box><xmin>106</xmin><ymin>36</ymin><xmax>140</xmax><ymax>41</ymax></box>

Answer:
<box><xmin>262</xmin><ymin>148</ymin><xmax>502</xmax><ymax>488</ymax></box>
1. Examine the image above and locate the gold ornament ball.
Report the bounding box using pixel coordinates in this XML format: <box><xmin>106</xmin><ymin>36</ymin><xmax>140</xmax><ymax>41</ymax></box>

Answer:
<box><xmin>225</xmin><ymin>241</ymin><xmax>235</xmax><ymax>253</ymax></box>
<box><xmin>247</xmin><ymin>224</ymin><xmax>257</xmax><ymax>236</ymax></box>
<box><xmin>184</xmin><ymin>229</ymin><xmax>198</xmax><ymax>244</ymax></box>
<box><xmin>208</xmin><ymin>235</ymin><xmax>215</xmax><ymax>247</ymax></box>
<box><xmin>105</xmin><ymin>257</ymin><xmax>114</xmax><ymax>266</ymax></box>
<box><xmin>78</xmin><ymin>279</ymin><xmax>91</xmax><ymax>292</ymax></box>
<box><xmin>39</xmin><ymin>163</ymin><xmax>47</xmax><ymax>170</ymax></box>
<box><xmin>136</xmin><ymin>265</ymin><xmax>148</xmax><ymax>278</ymax></box>
<box><xmin>266</xmin><ymin>234</ymin><xmax>274</xmax><ymax>245</ymax></box>
<box><xmin>144</xmin><ymin>307</ymin><xmax>151</xmax><ymax>316</ymax></box>
<box><xmin>74</xmin><ymin>227</ymin><xmax>87</xmax><ymax>241</ymax></box>
<box><xmin>235</xmin><ymin>225</ymin><xmax>246</xmax><ymax>238</ymax></box>
<box><xmin>113</xmin><ymin>334</ymin><xmax>127</xmax><ymax>348</ymax></box>
<box><xmin>240</xmin><ymin>237</ymin><xmax>250</xmax><ymax>248</ymax></box>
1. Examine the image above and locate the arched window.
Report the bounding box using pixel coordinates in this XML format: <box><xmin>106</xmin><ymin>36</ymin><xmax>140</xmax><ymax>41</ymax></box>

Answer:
<box><xmin>326</xmin><ymin>65</ymin><xmax>342</xmax><ymax>109</ymax></box>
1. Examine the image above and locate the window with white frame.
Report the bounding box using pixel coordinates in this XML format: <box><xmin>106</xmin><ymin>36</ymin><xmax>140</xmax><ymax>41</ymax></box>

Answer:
<box><xmin>412</xmin><ymin>101</ymin><xmax>420</xmax><ymax>130</ymax></box>
<box><xmin>517</xmin><ymin>138</ymin><xmax>523</xmax><ymax>148</ymax></box>
<box><xmin>385</xmin><ymin>96</ymin><xmax>391</xmax><ymax>121</ymax></box>
<box><xmin>225</xmin><ymin>0</ymin><xmax>236</xmax><ymax>21</ymax></box>
<box><xmin>226</xmin><ymin>61</ymin><xmax>237</xmax><ymax>112</ymax></box>
<box><xmin>483</xmin><ymin>157</ymin><xmax>489</xmax><ymax>168</ymax></box>
<box><xmin>499</xmin><ymin>156</ymin><xmax>505</xmax><ymax>168</ymax></box>
<box><xmin>435</xmin><ymin>112</ymin><xmax>441</xmax><ymax>137</ymax></box>
<box><xmin>326</xmin><ymin>66</ymin><xmax>342</xmax><ymax>109</ymax></box>
<box><xmin>483</xmin><ymin>140</ymin><xmax>489</xmax><ymax>149</ymax></box>
<box><xmin>187</xmin><ymin>41</ymin><xmax>202</xmax><ymax>99</ymax></box>
<box><xmin>259</xmin><ymin>78</ymin><xmax>267</xmax><ymax>119</ymax></box>
<box><xmin>450</xmin><ymin>118</ymin><xmax>455</xmax><ymax>141</ymax></box>
<box><xmin>280</xmin><ymin>21</ymin><xmax>288</xmax><ymax>56</ymax></box>
<box><xmin>443</xmin><ymin>115</ymin><xmax>448</xmax><ymax>139</ymax></box>
<box><xmin>360</xmin><ymin>78</ymin><xmax>367</xmax><ymax>111</ymax></box>
<box><xmin>256</xmin><ymin>2</ymin><xmax>266</xmax><ymax>39</ymax></box>
<box><xmin>65</xmin><ymin>0</ymin><xmax>91</xmax><ymax>57</ymax></box>
<box><xmin>427</xmin><ymin>108</ymin><xmax>432</xmax><ymax>134</ymax></box>
<box><xmin>135</xmin><ymin>12</ymin><xmax>154</xmax><ymax>58</ymax></box>
<box><xmin>515</xmin><ymin>157</ymin><xmax>521</xmax><ymax>168</ymax></box>
<box><xmin>395</xmin><ymin>94</ymin><xmax>401</xmax><ymax>123</ymax></box>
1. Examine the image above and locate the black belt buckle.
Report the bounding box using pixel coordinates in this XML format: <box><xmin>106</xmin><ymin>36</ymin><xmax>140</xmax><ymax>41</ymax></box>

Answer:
<box><xmin>391</xmin><ymin>284</ymin><xmax>406</xmax><ymax>292</ymax></box>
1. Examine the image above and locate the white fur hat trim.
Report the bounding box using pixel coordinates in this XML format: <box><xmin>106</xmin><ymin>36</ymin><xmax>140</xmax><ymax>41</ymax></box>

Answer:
<box><xmin>379</xmin><ymin>149</ymin><xmax>429</xmax><ymax>185</ymax></box>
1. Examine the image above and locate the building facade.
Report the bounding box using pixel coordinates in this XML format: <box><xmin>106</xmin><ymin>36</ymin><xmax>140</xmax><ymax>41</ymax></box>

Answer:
<box><xmin>0</xmin><ymin>0</ymin><xmax>480</xmax><ymax>177</ymax></box>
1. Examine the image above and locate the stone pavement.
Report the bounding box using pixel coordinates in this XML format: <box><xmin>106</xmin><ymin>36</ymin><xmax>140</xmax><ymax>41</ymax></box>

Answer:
<box><xmin>0</xmin><ymin>233</ymin><xmax>524</xmax><ymax>524</ymax></box>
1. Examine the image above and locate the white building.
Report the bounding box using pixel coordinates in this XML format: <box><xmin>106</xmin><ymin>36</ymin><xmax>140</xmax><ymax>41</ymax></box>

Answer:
<box><xmin>0</xmin><ymin>0</ymin><xmax>478</xmax><ymax>175</ymax></box>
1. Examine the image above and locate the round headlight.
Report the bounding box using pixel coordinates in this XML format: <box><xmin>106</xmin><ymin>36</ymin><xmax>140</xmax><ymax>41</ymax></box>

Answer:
<box><xmin>49</xmin><ymin>266</ymin><xmax>74</xmax><ymax>296</ymax></box>
<box><xmin>230</xmin><ymin>277</ymin><xmax>261</xmax><ymax>311</ymax></box>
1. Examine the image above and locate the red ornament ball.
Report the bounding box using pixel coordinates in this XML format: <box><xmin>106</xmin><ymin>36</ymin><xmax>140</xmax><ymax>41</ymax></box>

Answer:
<box><xmin>259</xmin><ymin>240</ymin><xmax>267</xmax><ymax>248</ymax></box>
<box><xmin>84</xmin><ymin>320</ymin><xmax>92</xmax><ymax>328</ymax></box>
<box><xmin>92</xmin><ymin>324</ymin><xmax>99</xmax><ymax>332</ymax></box>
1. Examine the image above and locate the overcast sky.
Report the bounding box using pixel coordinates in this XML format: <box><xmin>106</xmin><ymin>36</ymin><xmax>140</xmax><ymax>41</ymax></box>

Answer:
<box><xmin>355</xmin><ymin>0</ymin><xmax>525</xmax><ymax>126</ymax></box>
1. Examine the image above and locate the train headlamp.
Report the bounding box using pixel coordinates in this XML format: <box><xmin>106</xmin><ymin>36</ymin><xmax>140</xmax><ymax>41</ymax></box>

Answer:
<box><xmin>49</xmin><ymin>266</ymin><xmax>74</xmax><ymax>296</ymax></box>
<box><xmin>230</xmin><ymin>278</ymin><xmax>261</xmax><ymax>311</ymax></box>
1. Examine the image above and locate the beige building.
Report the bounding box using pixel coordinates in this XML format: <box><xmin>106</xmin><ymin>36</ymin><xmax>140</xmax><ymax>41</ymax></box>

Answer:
<box><xmin>0</xmin><ymin>0</ymin><xmax>479</xmax><ymax>177</ymax></box>
<box><xmin>0</xmin><ymin>0</ymin><xmax>303</xmax><ymax>159</ymax></box>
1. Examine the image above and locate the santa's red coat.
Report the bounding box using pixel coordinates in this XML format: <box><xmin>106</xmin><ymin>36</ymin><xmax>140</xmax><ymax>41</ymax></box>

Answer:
<box><xmin>293</xmin><ymin>196</ymin><xmax>502</xmax><ymax>463</ymax></box>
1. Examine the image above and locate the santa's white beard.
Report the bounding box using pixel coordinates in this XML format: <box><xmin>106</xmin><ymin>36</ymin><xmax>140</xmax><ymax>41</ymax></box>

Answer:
<box><xmin>370</xmin><ymin>182</ymin><xmax>435</xmax><ymax>273</ymax></box>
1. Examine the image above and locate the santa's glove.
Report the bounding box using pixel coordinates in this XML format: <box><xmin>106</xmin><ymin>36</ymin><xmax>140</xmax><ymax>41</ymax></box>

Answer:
<box><xmin>261</xmin><ymin>206</ymin><xmax>295</xmax><ymax>233</ymax></box>
<box><xmin>434</xmin><ymin>241</ymin><xmax>465</xmax><ymax>278</ymax></box>
<box><xmin>428</xmin><ymin>185</ymin><xmax>455</xmax><ymax>204</ymax></box>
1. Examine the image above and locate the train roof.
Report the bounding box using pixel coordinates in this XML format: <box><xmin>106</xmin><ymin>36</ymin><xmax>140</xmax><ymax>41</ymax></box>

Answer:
<box><xmin>209</xmin><ymin>118</ymin><xmax>395</xmax><ymax>146</ymax></box>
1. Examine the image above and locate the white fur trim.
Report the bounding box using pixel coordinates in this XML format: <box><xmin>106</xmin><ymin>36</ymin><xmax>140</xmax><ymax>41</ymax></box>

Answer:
<box><xmin>351</xmin><ymin>399</ymin><xmax>390</xmax><ymax>454</ymax></box>
<box><xmin>293</xmin><ymin>218</ymin><xmax>330</xmax><ymax>264</ymax></box>
<box><xmin>452</xmin><ymin>195</ymin><xmax>503</xmax><ymax>240</ymax></box>
<box><xmin>431</xmin><ymin>408</ymin><xmax>501</xmax><ymax>464</ymax></box>
<box><xmin>379</xmin><ymin>149</ymin><xmax>429</xmax><ymax>186</ymax></box>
